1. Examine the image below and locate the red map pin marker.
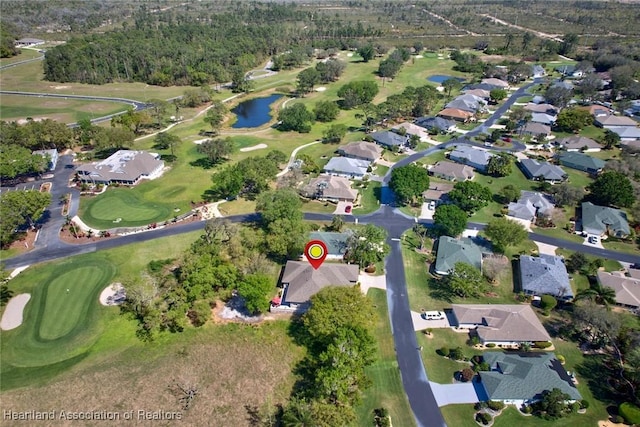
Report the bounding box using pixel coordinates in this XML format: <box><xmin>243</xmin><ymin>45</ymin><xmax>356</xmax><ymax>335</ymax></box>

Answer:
<box><xmin>305</xmin><ymin>240</ymin><xmax>328</xmax><ymax>270</ymax></box>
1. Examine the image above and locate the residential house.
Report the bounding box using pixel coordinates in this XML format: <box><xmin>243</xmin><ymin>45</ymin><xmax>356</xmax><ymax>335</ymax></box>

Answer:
<box><xmin>556</xmin><ymin>135</ymin><xmax>601</xmax><ymax>152</ymax></box>
<box><xmin>594</xmin><ymin>115</ymin><xmax>638</xmax><ymax>128</ymax></box>
<box><xmin>450</xmin><ymin>304</ymin><xmax>552</xmax><ymax>347</ymax></box>
<box><xmin>581</xmin><ymin>202</ymin><xmax>630</xmax><ymax>238</ymax></box>
<box><xmin>531</xmin><ymin>113</ymin><xmax>556</xmax><ymax>126</ymax></box>
<box><xmin>445</xmin><ymin>96</ymin><xmax>485</xmax><ymax>114</ymax></box>
<box><xmin>519</xmin><ymin>122</ymin><xmax>552</xmax><ymax>139</ymax></box>
<box><xmin>415</xmin><ymin>116</ymin><xmax>456</xmax><ymax>133</ymax></box>
<box><xmin>322</xmin><ymin>157</ymin><xmax>370</xmax><ymax>179</ymax></box>
<box><xmin>76</xmin><ymin>150</ymin><xmax>164</xmax><ymax>185</ymax></box>
<box><xmin>552</xmin><ymin>80</ymin><xmax>574</xmax><ymax>91</ymax></box>
<box><xmin>301</xmin><ymin>174</ymin><xmax>358</xmax><ymax>203</ymax></box>
<box><xmin>481</xmin><ymin>78</ymin><xmax>510</xmax><ymax>89</ymax></box>
<box><xmin>14</xmin><ymin>37</ymin><xmax>44</xmax><ymax>47</ymax></box>
<box><xmin>449</xmin><ymin>145</ymin><xmax>494</xmax><ymax>172</ymax></box>
<box><xmin>608</xmin><ymin>126</ymin><xmax>640</xmax><ymax>142</ymax></box>
<box><xmin>464</xmin><ymin>83</ymin><xmax>500</xmax><ymax>92</ymax></box>
<box><xmin>422</xmin><ymin>182</ymin><xmax>454</xmax><ymax>205</ymax></box>
<box><xmin>434</xmin><ymin>236</ymin><xmax>483</xmax><ymax>275</ymax></box>
<box><xmin>307</xmin><ymin>231</ymin><xmax>353</xmax><ymax>261</ymax></box>
<box><xmin>519</xmin><ymin>159</ymin><xmax>567</xmax><ymax>183</ymax></box>
<box><xmin>555</xmin><ymin>64</ymin><xmax>583</xmax><ymax>78</ymax></box>
<box><xmin>462</xmin><ymin>88</ymin><xmax>490</xmax><ymax>99</ymax></box>
<box><xmin>596</xmin><ymin>270</ymin><xmax>640</xmax><ymax>310</ymax></box>
<box><xmin>371</xmin><ymin>130</ymin><xmax>407</xmax><ymax>150</ymax></box>
<box><xmin>272</xmin><ymin>261</ymin><xmax>359</xmax><ymax>313</ymax></box>
<box><xmin>531</xmin><ymin>95</ymin><xmax>546</xmax><ymax>104</ymax></box>
<box><xmin>479</xmin><ymin>352</ymin><xmax>582</xmax><ymax>407</ymax></box>
<box><xmin>437</xmin><ymin>108</ymin><xmax>474</xmax><ymax>123</ymax></box>
<box><xmin>393</xmin><ymin>122</ymin><xmax>431</xmax><ymax>141</ymax></box>
<box><xmin>623</xmin><ymin>99</ymin><xmax>640</xmax><ymax>117</ymax></box>
<box><xmin>429</xmin><ymin>161</ymin><xmax>475</xmax><ymax>181</ymax></box>
<box><xmin>519</xmin><ymin>254</ymin><xmax>573</xmax><ymax>300</ymax></box>
<box><xmin>532</xmin><ymin>65</ymin><xmax>546</xmax><ymax>78</ymax></box>
<box><xmin>581</xmin><ymin>104</ymin><xmax>610</xmax><ymax>118</ymax></box>
<box><xmin>524</xmin><ymin>103</ymin><xmax>559</xmax><ymax>115</ymax></box>
<box><xmin>338</xmin><ymin>141</ymin><xmax>382</xmax><ymax>163</ymax></box>
<box><xmin>32</xmin><ymin>149</ymin><xmax>59</xmax><ymax>171</ymax></box>
<box><xmin>508</xmin><ymin>191</ymin><xmax>554</xmax><ymax>221</ymax></box>
<box><xmin>557</xmin><ymin>152</ymin><xmax>605</xmax><ymax>175</ymax></box>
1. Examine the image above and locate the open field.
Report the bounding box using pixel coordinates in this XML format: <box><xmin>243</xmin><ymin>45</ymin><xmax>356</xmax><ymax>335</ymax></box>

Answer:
<box><xmin>0</xmin><ymin>95</ymin><xmax>126</xmax><ymax>124</ymax></box>
<box><xmin>0</xmin><ymin>48</ymin><xmax>42</xmax><ymax>67</ymax></box>
<box><xmin>357</xmin><ymin>289</ymin><xmax>415</xmax><ymax>427</ymax></box>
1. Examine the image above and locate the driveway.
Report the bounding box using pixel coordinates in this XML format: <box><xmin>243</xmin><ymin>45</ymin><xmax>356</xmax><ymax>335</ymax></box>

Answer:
<box><xmin>411</xmin><ymin>311</ymin><xmax>450</xmax><ymax>331</ymax></box>
<box><xmin>429</xmin><ymin>381</ymin><xmax>485</xmax><ymax>406</ymax></box>
<box><xmin>358</xmin><ymin>273</ymin><xmax>387</xmax><ymax>295</ymax></box>
<box><xmin>420</xmin><ymin>203</ymin><xmax>435</xmax><ymax>220</ymax></box>
<box><xmin>582</xmin><ymin>234</ymin><xmax>604</xmax><ymax>249</ymax></box>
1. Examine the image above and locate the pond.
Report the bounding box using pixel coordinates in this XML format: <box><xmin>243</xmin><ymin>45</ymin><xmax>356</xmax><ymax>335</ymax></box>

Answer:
<box><xmin>427</xmin><ymin>75</ymin><xmax>466</xmax><ymax>84</ymax></box>
<box><xmin>231</xmin><ymin>94</ymin><xmax>282</xmax><ymax>128</ymax></box>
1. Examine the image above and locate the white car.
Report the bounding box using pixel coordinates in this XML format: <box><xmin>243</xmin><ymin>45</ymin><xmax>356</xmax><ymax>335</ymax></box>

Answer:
<box><xmin>422</xmin><ymin>311</ymin><xmax>445</xmax><ymax>320</ymax></box>
<box><xmin>588</xmin><ymin>235</ymin><xmax>599</xmax><ymax>244</ymax></box>
<box><xmin>428</xmin><ymin>201</ymin><xmax>436</xmax><ymax>210</ymax></box>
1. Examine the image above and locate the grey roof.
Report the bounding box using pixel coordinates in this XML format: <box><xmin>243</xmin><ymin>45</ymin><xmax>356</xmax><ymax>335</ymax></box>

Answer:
<box><xmin>524</xmin><ymin>103</ymin><xmax>558</xmax><ymax>114</ymax></box>
<box><xmin>557</xmin><ymin>152</ymin><xmax>605</xmax><ymax>172</ymax></box>
<box><xmin>508</xmin><ymin>200</ymin><xmax>537</xmax><ymax>220</ymax></box>
<box><xmin>520</xmin><ymin>122</ymin><xmax>551</xmax><ymax>136</ymax></box>
<box><xmin>509</xmin><ymin>191</ymin><xmax>554</xmax><ymax>220</ymax></box>
<box><xmin>608</xmin><ymin>126</ymin><xmax>640</xmax><ymax>139</ymax></box>
<box><xmin>434</xmin><ymin>236</ymin><xmax>482</xmax><ymax>275</ymax></box>
<box><xmin>556</xmin><ymin>135</ymin><xmax>601</xmax><ymax>151</ymax></box>
<box><xmin>555</xmin><ymin>65</ymin><xmax>576</xmax><ymax>75</ymax></box>
<box><xmin>280</xmin><ymin>261</ymin><xmax>359</xmax><ymax>305</ymax></box>
<box><xmin>532</xmin><ymin>95</ymin><xmax>546</xmax><ymax>104</ymax></box>
<box><xmin>480</xmin><ymin>352</ymin><xmax>582</xmax><ymax>402</ymax></box>
<box><xmin>520</xmin><ymin>159</ymin><xmax>567</xmax><ymax>181</ymax></box>
<box><xmin>465</xmin><ymin>83</ymin><xmax>500</xmax><ymax>91</ymax></box>
<box><xmin>371</xmin><ymin>130</ymin><xmax>407</xmax><ymax>147</ymax></box>
<box><xmin>581</xmin><ymin>202</ymin><xmax>630</xmax><ymax>237</ymax></box>
<box><xmin>322</xmin><ymin>157</ymin><xmax>370</xmax><ymax>176</ymax></box>
<box><xmin>338</xmin><ymin>141</ymin><xmax>382</xmax><ymax>162</ymax></box>
<box><xmin>481</xmin><ymin>78</ymin><xmax>509</xmax><ymax>88</ymax></box>
<box><xmin>451</xmin><ymin>304</ymin><xmax>552</xmax><ymax>343</ymax></box>
<box><xmin>445</xmin><ymin>98</ymin><xmax>480</xmax><ymax>113</ymax></box>
<box><xmin>422</xmin><ymin>182</ymin><xmax>454</xmax><ymax>201</ymax></box>
<box><xmin>308</xmin><ymin>231</ymin><xmax>353</xmax><ymax>257</ymax></box>
<box><xmin>597</xmin><ymin>271</ymin><xmax>640</xmax><ymax>308</ymax></box>
<box><xmin>76</xmin><ymin>150</ymin><xmax>163</xmax><ymax>183</ymax></box>
<box><xmin>520</xmin><ymin>254</ymin><xmax>573</xmax><ymax>299</ymax></box>
<box><xmin>552</xmin><ymin>80</ymin><xmax>574</xmax><ymax>90</ymax></box>
<box><xmin>415</xmin><ymin>116</ymin><xmax>455</xmax><ymax>131</ymax></box>
<box><xmin>532</xmin><ymin>65</ymin><xmax>546</xmax><ymax>76</ymax></box>
<box><xmin>595</xmin><ymin>115</ymin><xmax>638</xmax><ymax>127</ymax></box>
<box><xmin>449</xmin><ymin>145</ymin><xmax>494</xmax><ymax>170</ymax></box>
<box><xmin>303</xmin><ymin>174</ymin><xmax>358</xmax><ymax>202</ymax></box>
<box><xmin>430</xmin><ymin>160</ymin><xmax>475</xmax><ymax>181</ymax></box>
<box><xmin>531</xmin><ymin>113</ymin><xmax>556</xmax><ymax>125</ymax></box>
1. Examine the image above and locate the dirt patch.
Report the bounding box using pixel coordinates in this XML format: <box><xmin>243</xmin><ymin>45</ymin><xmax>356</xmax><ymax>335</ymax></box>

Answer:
<box><xmin>6</xmin><ymin>229</ymin><xmax>37</xmax><ymax>254</ymax></box>
<box><xmin>479</xmin><ymin>54</ymin><xmax>522</xmax><ymax>63</ymax></box>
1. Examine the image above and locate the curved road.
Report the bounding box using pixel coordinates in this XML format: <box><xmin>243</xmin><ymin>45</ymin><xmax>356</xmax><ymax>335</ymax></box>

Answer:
<box><xmin>4</xmin><ymin>77</ymin><xmax>640</xmax><ymax>427</ymax></box>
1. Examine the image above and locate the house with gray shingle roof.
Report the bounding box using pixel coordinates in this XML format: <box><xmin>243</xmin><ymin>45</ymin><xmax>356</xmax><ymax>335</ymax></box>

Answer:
<box><xmin>393</xmin><ymin>122</ymin><xmax>430</xmax><ymax>141</ymax></box>
<box><xmin>556</xmin><ymin>135</ymin><xmax>601</xmax><ymax>152</ymax></box>
<box><xmin>371</xmin><ymin>131</ymin><xmax>407</xmax><ymax>149</ymax></box>
<box><xmin>524</xmin><ymin>103</ymin><xmax>559</xmax><ymax>115</ymax></box>
<box><xmin>608</xmin><ymin>126</ymin><xmax>640</xmax><ymax>142</ymax></box>
<box><xmin>422</xmin><ymin>182</ymin><xmax>454</xmax><ymax>205</ymax></box>
<box><xmin>481</xmin><ymin>78</ymin><xmax>510</xmax><ymax>89</ymax></box>
<box><xmin>434</xmin><ymin>236</ymin><xmax>483</xmax><ymax>275</ymax></box>
<box><xmin>449</xmin><ymin>145</ymin><xmax>494</xmax><ymax>172</ymax></box>
<box><xmin>519</xmin><ymin>159</ymin><xmax>567</xmax><ymax>183</ymax></box>
<box><xmin>557</xmin><ymin>152</ymin><xmax>605</xmax><ymax>175</ymax></box>
<box><xmin>445</xmin><ymin>98</ymin><xmax>482</xmax><ymax>113</ymax></box>
<box><xmin>338</xmin><ymin>141</ymin><xmax>382</xmax><ymax>162</ymax></box>
<box><xmin>275</xmin><ymin>261</ymin><xmax>359</xmax><ymax>313</ymax></box>
<box><xmin>520</xmin><ymin>254</ymin><xmax>573</xmax><ymax>300</ymax></box>
<box><xmin>581</xmin><ymin>202</ymin><xmax>630</xmax><ymax>238</ymax></box>
<box><xmin>519</xmin><ymin>122</ymin><xmax>552</xmax><ymax>138</ymax></box>
<box><xmin>532</xmin><ymin>65</ymin><xmax>546</xmax><ymax>78</ymax></box>
<box><xmin>415</xmin><ymin>116</ymin><xmax>456</xmax><ymax>133</ymax></box>
<box><xmin>301</xmin><ymin>174</ymin><xmax>358</xmax><ymax>203</ymax></box>
<box><xmin>508</xmin><ymin>191</ymin><xmax>554</xmax><ymax>221</ymax></box>
<box><xmin>531</xmin><ymin>113</ymin><xmax>556</xmax><ymax>126</ymax></box>
<box><xmin>480</xmin><ymin>352</ymin><xmax>582</xmax><ymax>407</ymax></box>
<box><xmin>429</xmin><ymin>161</ymin><xmax>475</xmax><ymax>182</ymax></box>
<box><xmin>595</xmin><ymin>115</ymin><xmax>638</xmax><ymax>128</ymax></box>
<box><xmin>308</xmin><ymin>231</ymin><xmax>353</xmax><ymax>260</ymax></box>
<box><xmin>322</xmin><ymin>157</ymin><xmax>370</xmax><ymax>179</ymax></box>
<box><xmin>76</xmin><ymin>150</ymin><xmax>164</xmax><ymax>185</ymax></box>
<box><xmin>451</xmin><ymin>304</ymin><xmax>552</xmax><ymax>346</ymax></box>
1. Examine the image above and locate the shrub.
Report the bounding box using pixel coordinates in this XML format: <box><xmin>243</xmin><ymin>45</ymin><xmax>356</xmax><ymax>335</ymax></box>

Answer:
<box><xmin>540</xmin><ymin>294</ymin><xmax>557</xmax><ymax>314</ymax></box>
<box><xmin>474</xmin><ymin>361</ymin><xmax>490</xmax><ymax>372</ymax></box>
<box><xmin>571</xmin><ymin>402</ymin><xmax>581</xmax><ymax>413</ymax></box>
<box><xmin>461</xmin><ymin>368</ymin><xmax>475</xmax><ymax>382</ymax></box>
<box><xmin>475</xmin><ymin>412</ymin><xmax>492</xmax><ymax>425</ymax></box>
<box><xmin>486</xmin><ymin>343</ymin><xmax>496</xmax><ymax>348</ymax></box>
<box><xmin>534</xmin><ymin>341</ymin><xmax>552</xmax><ymax>349</ymax></box>
<box><xmin>487</xmin><ymin>401</ymin><xmax>505</xmax><ymax>411</ymax></box>
<box><xmin>619</xmin><ymin>402</ymin><xmax>640</xmax><ymax>425</ymax></box>
<box><xmin>556</xmin><ymin>354</ymin><xmax>565</xmax><ymax>364</ymax></box>
<box><xmin>475</xmin><ymin>402</ymin><xmax>488</xmax><ymax>411</ymax></box>
<box><xmin>580</xmin><ymin>400</ymin><xmax>589</xmax><ymax>409</ymax></box>
<box><xmin>450</xmin><ymin>347</ymin><xmax>464</xmax><ymax>360</ymax></box>
<box><xmin>439</xmin><ymin>346</ymin><xmax>450</xmax><ymax>357</ymax></box>
<box><xmin>522</xmin><ymin>405</ymin><xmax>533</xmax><ymax>414</ymax></box>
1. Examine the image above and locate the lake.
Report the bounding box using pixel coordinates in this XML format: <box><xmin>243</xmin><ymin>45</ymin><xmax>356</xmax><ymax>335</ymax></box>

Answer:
<box><xmin>427</xmin><ymin>75</ymin><xmax>466</xmax><ymax>84</ymax></box>
<box><xmin>231</xmin><ymin>94</ymin><xmax>282</xmax><ymax>128</ymax></box>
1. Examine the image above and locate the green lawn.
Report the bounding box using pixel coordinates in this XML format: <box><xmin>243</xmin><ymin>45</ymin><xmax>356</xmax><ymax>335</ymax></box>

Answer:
<box><xmin>357</xmin><ymin>289</ymin><xmax>415</xmax><ymax>427</ymax></box>
<box><xmin>353</xmin><ymin>181</ymin><xmax>382</xmax><ymax>214</ymax></box>
<box><xmin>0</xmin><ymin>95</ymin><xmax>126</xmax><ymax>124</ymax></box>
<box><xmin>0</xmin><ymin>48</ymin><xmax>42</xmax><ymax>66</ymax></box>
<box><xmin>416</xmin><ymin>329</ymin><xmax>473</xmax><ymax>383</ymax></box>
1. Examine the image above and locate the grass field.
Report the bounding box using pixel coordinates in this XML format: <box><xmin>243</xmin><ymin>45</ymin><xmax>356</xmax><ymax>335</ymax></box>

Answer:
<box><xmin>357</xmin><ymin>289</ymin><xmax>415</xmax><ymax>427</ymax></box>
<box><xmin>0</xmin><ymin>95</ymin><xmax>126</xmax><ymax>124</ymax></box>
<box><xmin>0</xmin><ymin>48</ymin><xmax>42</xmax><ymax>67</ymax></box>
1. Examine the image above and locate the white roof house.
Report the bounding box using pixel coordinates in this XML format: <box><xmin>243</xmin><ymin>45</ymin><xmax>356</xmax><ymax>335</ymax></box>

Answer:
<box><xmin>76</xmin><ymin>150</ymin><xmax>164</xmax><ymax>185</ymax></box>
<box><xmin>322</xmin><ymin>157</ymin><xmax>370</xmax><ymax>179</ymax></box>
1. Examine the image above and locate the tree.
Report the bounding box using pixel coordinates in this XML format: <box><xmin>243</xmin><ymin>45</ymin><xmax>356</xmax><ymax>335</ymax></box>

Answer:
<box><xmin>153</xmin><ymin>132</ymin><xmax>181</xmax><ymax>157</ymax></box>
<box><xmin>316</xmin><ymin>59</ymin><xmax>346</xmax><ymax>83</ymax></box>
<box><xmin>202</xmin><ymin>218</ymin><xmax>238</xmax><ymax>245</ymax></box>
<box><xmin>588</xmin><ymin>171</ymin><xmax>635</xmax><ymax>207</ymax></box>
<box><xmin>314</xmin><ymin>101</ymin><xmax>340</xmax><ymax>122</ymax></box>
<box><xmin>540</xmin><ymin>294</ymin><xmax>558</xmax><ymax>315</ymax></box>
<box><xmin>337</xmin><ymin>81</ymin><xmax>379</xmax><ymax>109</ymax></box>
<box><xmin>322</xmin><ymin>124</ymin><xmax>347</xmax><ymax>144</ymax></box>
<box><xmin>484</xmin><ymin>217</ymin><xmax>528</xmax><ymax>253</ymax></box>
<box><xmin>504</xmin><ymin>32</ymin><xmax>515</xmax><ymax>51</ymax></box>
<box><xmin>579</xmin><ymin>74</ymin><xmax>603</xmax><ymax>102</ymax></box>
<box><xmin>565</xmin><ymin>252</ymin><xmax>588</xmax><ymax>273</ymax></box>
<box><xmin>537</xmin><ymin>388</ymin><xmax>572</xmax><ymax>420</ymax></box>
<box><xmin>550</xmin><ymin>183</ymin><xmax>585</xmax><ymax>207</ymax></box>
<box><xmin>198</xmin><ymin>137</ymin><xmax>233</xmax><ymax>165</ymax></box>
<box><xmin>499</xmin><ymin>185</ymin><xmax>520</xmax><ymax>203</ymax></box>
<box><xmin>345</xmin><ymin>224</ymin><xmax>389</xmax><ymax>268</ymax></box>
<box><xmin>296</xmin><ymin>67</ymin><xmax>320</xmax><ymax>95</ymax></box>
<box><xmin>146</xmin><ymin>98</ymin><xmax>169</xmax><ymax>127</ymax></box>
<box><xmin>237</xmin><ymin>274</ymin><xmax>273</xmax><ymax>314</ymax></box>
<box><xmin>433</xmin><ymin>205</ymin><xmax>468</xmax><ymax>237</ymax></box>
<box><xmin>256</xmin><ymin>189</ymin><xmax>306</xmax><ymax>258</ymax></box>
<box><xmin>204</xmin><ymin>102</ymin><xmax>228</xmax><ymax>134</ymax></box>
<box><xmin>0</xmin><ymin>145</ymin><xmax>48</xmax><ymax>178</ymax></box>
<box><xmin>522</xmin><ymin>32</ymin><xmax>535</xmax><ymax>51</ymax></box>
<box><xmin>559</xmin><ymin>33</ymin><xmax>579</xmax><ymax>56</ymax></box>
<box><xmin>0</xmin><ymin>190</ymin><xmax>51</xmax><ymax>246</ymax></box>
<box><xmin>330</xmin><ymin>215</ymin><xmax>344</xmax><ymax>232</ymax></box>
<box><xmin>461</xmin><ymin>367</ymin><xmax>475</xmax><ymax>382</ymax></box>
<box><xmin>389</xmin><ymin>164</ymin><xmax>430</xmax><ymax>205</ymax></box>
<box><xmin>412</xmin><ymin>224</ymin><xmax>430</xmax><ymax>251</ymax></box>
<box><xmin>544</xmin><ymin>86</ymin><xmax>573</xmax><ymax>108</ymax></box>
<box><xmin>555</xmin><ymin>108</ymin><xmax>593</xmax><ymax>133</ymax></box>
<box><xmin>278</xmin><ymin>103</ymin><xmax>315</xmax><ymax>133</ymax></box>
<box><xmin>600</xmin><ymin>130</ymin><xmax>621</xmax><ymax>150</ymax></box>
<box><xmin>489</xmin><ymin>88</ymin><xmax>508</xmax><ymax>103</ymax></box>
<box><xmin>575</xmin><ymin>283</ymin><xmax>617</xmax><ymax>308</ymax></box>
<box><xmin>449</xmin><ymin>181</ymin><xmax>493</xmax><ymax>214</ymax></box>
<box><xmin>357</xmin><ymin>44</ymin><xmax>375</xmax><ymax>62</ymax></box>
<box><xmin>281</xmin><ymin>398</ymin><xmax>315</xmax><ymax>427</ymax></box>
<box><xmin>444</xmin><ymin>262</ymin><xmax>486</xmax><ymax>298</ymax></box>
<box><xmin>442</xmin><ymin>78</ymin><xmax>461</xmax><ymax>97</ymax></box>
<box><xmin>487</xmin><ymin>153</ymin><xmax>512</xmax><ymax>177</ymax></box>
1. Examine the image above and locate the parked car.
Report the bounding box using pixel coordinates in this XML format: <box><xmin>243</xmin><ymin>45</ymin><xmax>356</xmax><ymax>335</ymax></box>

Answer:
<box><xmin>588</xmin><ymin>235</ymin><xmax>599</xmax><ymax>244</ymax></box>
<box><xmin>484</xmin><ymin>141</ymin><xmax>494</xmax><ymax>147</ymax></box>
<box><xmin>421</xmin><ymin>311</ymin><xmax>445</xmax><ymax>320</ymax></box>
<box><xmin>502</xmin><ymin>136</ymin><xmax>512</xmax><ymax>142</ymax></box>
<box><xmin>344</xmin><ymin>205</ymin><xmax>352</xmax><ymax>214</ymax></box>
<box><xmin>428</xmin><ymin>201</ymin><xmax>436</xmax><ymax>210</ymax></box>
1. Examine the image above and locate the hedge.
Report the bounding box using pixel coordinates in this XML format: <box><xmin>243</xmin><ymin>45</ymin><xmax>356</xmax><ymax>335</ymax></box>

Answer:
<box><xmin>619</xmin><ymin>402</ymin><xmax>640</xmax><ymax>425</ymax></box>
<box><xmin>534</xmin><ymin>341</ymin><xmax>552</xmax><ymax>349</ymax></box>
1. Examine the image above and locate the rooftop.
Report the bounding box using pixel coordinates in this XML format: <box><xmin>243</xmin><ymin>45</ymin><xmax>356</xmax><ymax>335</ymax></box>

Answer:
<box><xmin>520</xmin><ymin>159</ymin><xmax>567</xmax><ymax>181</ymax></box>
<box><xmin>76</xmin><ymin>150</ymin><xmax>163</xmax><ymax>183</ymax></box>
<box><xmin>449</xmin><ymin>144</ymin><xmax>494</xmax><ymax>169</ymax></box>
<box><xmin>434</xmin><ymin>236</ymin><xmax>483</xmax><ymax>275</ymax></box>
<box><xmin>371</xmin><ymin>130</ymin><xmax>407</xmax><ymax>147</ymax></box>
<box><xmin>303</xmin><ymin>174</ymin><xmax>358</xmax><ymax>201</ymax></box>
<box><xmin>597</xmin><ymin>271</ymin><xmax>640</xmax><ymax>308</ymax></box>
<box><xmin>520</xmin><ymin>254</ymin><xmax>573</xmax><ymax>299</ymax></box>
<box><xmin>280</xmin><ymin>261</ymin><xmax>359</xmax><ymax>305</ymax></box>
<box><xmin>338</xmin><ymin>141</ymin><xmax>382</xmax><ymax>161</ymax></box>
<box><xmin>556</xmin><ymin>135</ymin><xmax>601</xmax><ymax>151</ymax></box>
<box><xmin>430</xmin><ymin>160</ymin><xmax>475</xmax><ymax>181</ymax></box>
<box><xmin>582</xmin><ymin>202</ymin><xmax>630</xmax><ymax>237</ymax></box>
<box><xmin>323</xmin><ymin>157</ymin><xmax>370</xmax><ymax>176</ymax></box>
<box><xmin>557</xmin><ymin>152</ymin><xmax>606</xmax><ymax>171</ymax></box>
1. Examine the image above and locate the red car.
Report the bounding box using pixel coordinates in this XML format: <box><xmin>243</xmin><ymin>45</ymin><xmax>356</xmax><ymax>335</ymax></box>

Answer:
<box><xmin>502</xmin><ymin>136</ymin><xmax>512</xmax><ymax>142</ymax></box>
<box><xmin>345</xmin><ymin>205</ymin><xmax>352</xmax><ymax>213</ymax></box>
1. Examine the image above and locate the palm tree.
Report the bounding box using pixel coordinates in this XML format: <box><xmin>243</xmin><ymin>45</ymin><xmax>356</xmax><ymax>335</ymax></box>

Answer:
<box><xmin>575</xmin><ymin>283</ymin><xmax>617</xmax><ymax>308</ymax></box>
<box><xmin>281</xmin><ymin>398</ymin><xmax>314</xmax><ymax>427</ymax></box>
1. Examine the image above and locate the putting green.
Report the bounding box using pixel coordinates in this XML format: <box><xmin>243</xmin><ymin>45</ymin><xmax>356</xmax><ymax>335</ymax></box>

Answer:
<box><xmin>81</xmin><ymin>190</ymin><xmax>172</xmax><ymax>229</ymax></box>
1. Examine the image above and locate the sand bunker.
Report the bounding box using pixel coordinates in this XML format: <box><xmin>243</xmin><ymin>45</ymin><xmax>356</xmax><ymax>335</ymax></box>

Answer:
<box><xmin>99</xmin><ymin>283</ymin><xmax>126</xmax><ymax>306</ymax></box>
<box><xmin>51</xmin><ymin>85</ymin><xmax>71</xmax><ymax>89</ymax></box>
<box><xmin>240</xmin><ymin>143</ymin><xmax>268</xmax><ymax>152</ymax></box>
<box><xmin>0</xmin><ymin>294</ymin><xmax>31</xmax><ymax>330</ymax></box>
<box><xmin>193</xmin><ymin>138</ymin><xmax>208</xmax><ymax>144</ymax></box>
<box><xmin>415</xmin><ymin>55</ymin><xmax>424</xmax><ymax>58</ymax></box>
<box><xmin>315</xmin><ymin>86</ymin><xmax>327</xmax><ymax>92</ymax></box>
